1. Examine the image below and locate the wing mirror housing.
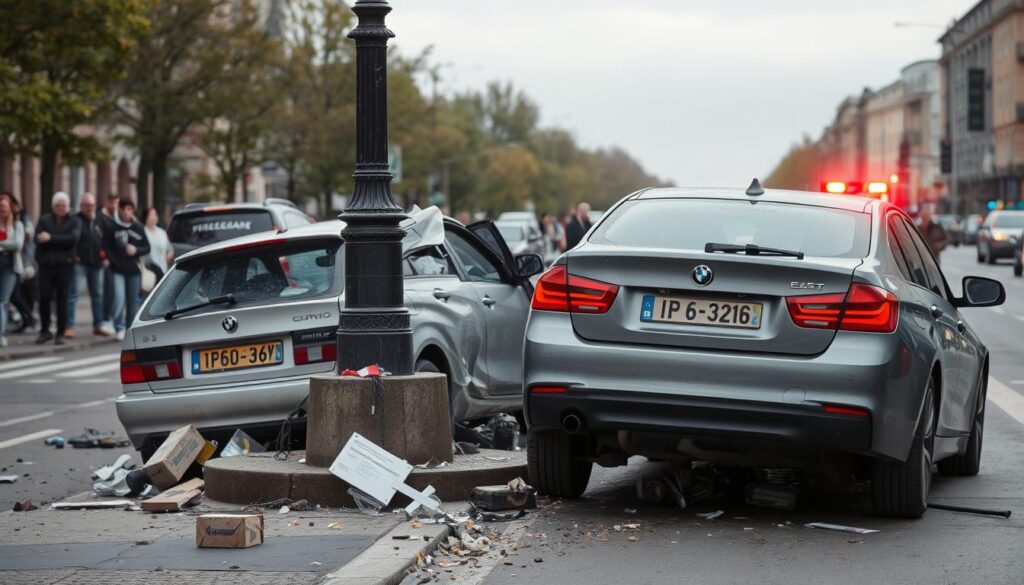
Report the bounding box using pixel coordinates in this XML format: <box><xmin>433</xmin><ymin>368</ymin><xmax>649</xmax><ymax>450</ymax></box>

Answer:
<box><xmin>954</xmin><ymin>276</ymin><xmax>1005</xmax><ymax>308</ymax></box>
<box><xmin>515</xmin><ymin>253</ymin><xmax>545</xmax><ymax>278</ymax></box>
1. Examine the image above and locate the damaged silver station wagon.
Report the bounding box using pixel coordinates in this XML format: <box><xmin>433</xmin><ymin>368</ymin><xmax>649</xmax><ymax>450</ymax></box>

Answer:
<box><xmin>116</xmin><ymin>207</ymin><xmax>544</xmax><ymax>459</ymax></box>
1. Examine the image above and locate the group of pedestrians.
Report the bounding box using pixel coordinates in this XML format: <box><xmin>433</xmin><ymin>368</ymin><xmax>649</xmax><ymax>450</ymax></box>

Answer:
<box><xmin>535</xmin><ymin>202</ymin><xmax>593</xmax><ymax>259</ymax></box>
<box><xmin>0</xmin><ymin>190</ymin><xmax>171</xmax><ymax>348</ymax></box>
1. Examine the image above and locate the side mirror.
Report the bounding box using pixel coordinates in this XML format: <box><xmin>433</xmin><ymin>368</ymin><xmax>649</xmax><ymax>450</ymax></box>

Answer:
<box><xmin>515</xmin><ymin>253</ymin><xmax>544</xmax><ymax>278</ymax></box>
<box><xmin>955</xmin><ymin>276</ymin><xmax>1005</xmax><ymax>308</ymax></box>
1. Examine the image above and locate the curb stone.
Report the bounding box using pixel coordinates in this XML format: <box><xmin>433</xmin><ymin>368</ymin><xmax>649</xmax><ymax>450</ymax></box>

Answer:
<box><xmin>317</xmin><ymin>502</ymin><xmax>472</xmax><ymax>585</ymax></box>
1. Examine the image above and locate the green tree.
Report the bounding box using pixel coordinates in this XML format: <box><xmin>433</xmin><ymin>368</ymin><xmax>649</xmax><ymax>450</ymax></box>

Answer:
<box><xmin>115</xmin><ymin>0</ymin><xmax>267</xmax><ymax>210</ymax></box>
<box><xmin>0</xmin><ymin>0</ymin><xmax>146</xmax><ymax>204</ymax></box>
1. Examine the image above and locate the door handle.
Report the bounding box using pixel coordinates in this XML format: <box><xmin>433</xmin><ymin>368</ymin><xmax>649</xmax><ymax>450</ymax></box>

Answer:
<box><xmin>432</xmin><ymin>288</ymin><xmax>451</xmax><ymax>301</ymax></box>
<box><xmin>930</xmin><ymin>305</ymin><xmax>943</xmax><ymax>319</ymax></box>
<box><xmin>482</xmin><ymin>296</ymin><xmax>497</xmax><ymax>307</ymax></box>
<box><xmin>957</xmin><ymin>320</ymin><xmax>966</xmax><ymax>333</ymax></box>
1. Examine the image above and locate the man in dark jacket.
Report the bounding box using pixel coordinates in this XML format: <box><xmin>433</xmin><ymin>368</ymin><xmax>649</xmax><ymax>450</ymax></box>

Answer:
<box><xmin>101</xmin><ymin>197</ymin><xmax>149</xmax><ymax>340</ymax></box>
<box><xmin>67</xmin><ymin>193</ymin><xmax>110</xmax><ymax>338</ymax></box>
<box><xmin>564</xmin><ymin>201</ymin><xmax>592</xmax><ymax>250</ymax></box>
<box><xmin>35</xmin><ymin>192</ymin><xmax>82</xmax><ymax>345</ymax></box>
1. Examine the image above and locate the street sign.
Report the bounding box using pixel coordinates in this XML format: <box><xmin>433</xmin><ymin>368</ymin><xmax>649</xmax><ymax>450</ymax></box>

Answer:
<box><xmin>388</xmin><ymin>144</ymin><xmax>402</xmax><ymax>183</ymax></box>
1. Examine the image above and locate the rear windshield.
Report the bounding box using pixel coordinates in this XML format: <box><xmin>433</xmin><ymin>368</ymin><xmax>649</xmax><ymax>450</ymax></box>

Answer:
<box><xmin>590</xmin><ymin>199</ymin><xmax>871</xmax><ymax>258</ymax></box>
<box><xmin>143</xmin><ymin>238</ymin><xmax>341</xmax><ymax>320</ymax></box>
<box><xmin>168</xmin><ymin>210</ymin><xmax>274</xmax><ymax>247</ymax></box>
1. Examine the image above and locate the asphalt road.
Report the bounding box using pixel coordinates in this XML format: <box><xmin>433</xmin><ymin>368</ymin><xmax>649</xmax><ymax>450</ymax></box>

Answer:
<box><xmin>0</xmin><ymin>344</ymin><xmax>135</xmax><ymax>510</ymax></box>
<box><xmin>474</xmin><ymin>245</ymin><xmax>1024</xmax><ymax>585</ymax></box>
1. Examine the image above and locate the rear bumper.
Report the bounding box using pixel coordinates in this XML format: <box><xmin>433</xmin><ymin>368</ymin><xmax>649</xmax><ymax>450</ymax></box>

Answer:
<box><xmin>116</xmin><ymin>376</ymin><xmax>310</xmax><ymax>449</ymax></box>
<box><xmin>528</xmin><ymin>390</ymin><xmax>871</xmax><ymax>453</ymax></box>
<box><xmin>523</xmin><ymin>311</ymin><xmax>928</xmax><ymax>461</ymax></box>
<box><xmin>985</xmin><ymin>239</ymin><xmax>1019</xmax><ymax>257</ymax></box>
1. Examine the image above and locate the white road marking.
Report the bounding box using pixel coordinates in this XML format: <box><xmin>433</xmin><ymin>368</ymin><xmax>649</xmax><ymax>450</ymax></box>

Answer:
<box><xmin>56</xmin><ymin>362</ymin><xmax>120</xmax><ymax>378</ymax></box>
<box><xmin>0</xmin><ymin>356</ymin><xmax>61</xmax><ymax>372</ymax></box>
<box><xmin>73</xmin><ymin>399</ymin><xmax>108</xmax><ymax>409</ymax></box>
<box><xmin>1015</xmin><ymin>315</ymin><xmax>1024</xmax><ymax>324</ymax></box>
<box><xmin>0</xmin><ymin>412</ymin><xmax>56</xmax><ymax>429</ymax></box>
<box><xmin>0</xmin><ymin>428</ymin><xmax>62</xmax><ymax>451</ymax></box>
<box><xmin>26</xmin><ymin>379</ymin><xmax>55</xmax><ymax>384</ymax></box>
<box><xmin>989</xmin><ymin>377</ymin><xmax>1024</xmax><ymax>428</ymax></box>
<box><xmin>0</xmin><ymin>354</ymin><xmax>118</xmax><ymax>379</ymax></box>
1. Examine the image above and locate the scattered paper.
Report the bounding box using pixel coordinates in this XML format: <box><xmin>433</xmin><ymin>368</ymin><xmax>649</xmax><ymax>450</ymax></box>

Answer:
<box><xmin>805</xmin><ymin>522</ymin><xmax>879</xmax><ymax>535</ymax></box>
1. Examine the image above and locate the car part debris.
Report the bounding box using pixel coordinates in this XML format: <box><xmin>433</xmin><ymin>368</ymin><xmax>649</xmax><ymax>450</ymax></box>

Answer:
<box><xmin>44</xmin><ymin>436</ymin><xmax>65</xmax><ymax>448</ymax></box>
<box><xmin>804</xmin><ymin>522</ymin><xmax>878</xmax><ymax>534</ymax></box>
<box><xmin>93</xmin><ymin>468</ymin><xmax>133</xmax><ymax>497</ymax></box>
<box><xmin>927</xmin><ymin>502</ymin><xmax>1011</xmax><ymax>518</ymax></box>
<box><xmin>221</xmin><ymin>428</ymin><xmax>267</xmax><ymax>458</ymax></box>
<box><xmin>52</xmin><ymin>499</ymin><xmax>134</xmax><ymax>510</ymax></box>
<box><xmin>13</xmin><ymin>500</ymin><xmax>36</xmax><ymax>511</ymax></box>
<box><xmin>745</xmin><ymin>484</ymin><xmax>801</xmax><ymax>511</ymax></box>
<box><xmin>125</xmin><ymin>469</ymin><xmax>152</xmax><ymax>497</ymax></box>
<box><xmin>470</xmin><ymin>477</ymin><xmax>537</xmax><ymax>512</ymax></box>
<box><xmin>0</xmin><ymin>475</ymin><xmax>17</xmax><ymax>483</ymax></box>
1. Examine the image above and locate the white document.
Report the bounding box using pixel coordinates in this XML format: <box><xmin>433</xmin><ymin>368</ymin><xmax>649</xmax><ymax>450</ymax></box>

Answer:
<box><xmin>329</xmin><ymin>432</ymin><xmax>414</xmax><ymax>505</ymax></box>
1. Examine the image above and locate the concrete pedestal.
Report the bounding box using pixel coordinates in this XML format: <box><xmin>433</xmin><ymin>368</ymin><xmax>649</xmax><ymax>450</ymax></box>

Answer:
<box><xmin>305</xmin><ymin>372</ymin><xmax>453</xmax><ymax>467</ymax></box>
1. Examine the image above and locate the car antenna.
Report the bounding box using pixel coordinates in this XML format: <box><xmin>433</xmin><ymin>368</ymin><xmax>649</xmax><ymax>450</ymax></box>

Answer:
<box><xmin>746</xmin><ymin>178</ymin><xmax>764</xmax><ymax>196</ymax></box>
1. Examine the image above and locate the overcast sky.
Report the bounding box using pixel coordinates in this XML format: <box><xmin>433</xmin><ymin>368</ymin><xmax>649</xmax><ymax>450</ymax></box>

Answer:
<box><xmin>388</xmin><ymin>0</ymin><xmax>970</xmax><ymax>188</ymax></box>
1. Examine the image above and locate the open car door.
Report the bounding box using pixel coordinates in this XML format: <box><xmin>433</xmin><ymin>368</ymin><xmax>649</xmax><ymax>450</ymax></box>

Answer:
<box><xmin>467</xmin><ymin>220</ymin><xmax>518</xmax><ymax>275</ymax></box>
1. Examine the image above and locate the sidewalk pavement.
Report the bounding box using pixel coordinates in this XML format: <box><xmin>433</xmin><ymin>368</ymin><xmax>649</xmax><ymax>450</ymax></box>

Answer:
<box><xmin>1</xmin><ymin>298</ymin><xmax>119</xmax><ymax>361</ymax></box>
<box><xmin>0</xmin><ymin>496</ymin><xmax>471</xmax><ymax>585</ymax></box>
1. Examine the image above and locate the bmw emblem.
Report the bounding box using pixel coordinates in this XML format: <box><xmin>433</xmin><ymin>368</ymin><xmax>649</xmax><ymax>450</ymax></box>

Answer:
<box><xmin>222</xmin><ymin>315</ymin><xmax>238</xmax><ymax>333</ymax></box>
<box><xmin>692</xmin><ymin>265</ymin><xmax>714</xmax><ymax>286</ymax></box>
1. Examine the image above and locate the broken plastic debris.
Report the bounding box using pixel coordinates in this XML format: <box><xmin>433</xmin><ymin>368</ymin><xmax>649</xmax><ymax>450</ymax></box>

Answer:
<box><xmin>221</xmin><ymin>429</ymin><xmax>267</xmax><ymax>458</ymax></box>
<box><xmin>93</xmin><ymin>467</ymin><xmax>133</xmax><ymax>497</ymax></box>
<box><xmin>278</xmin><ymin>505</ymin><xmax>291</xmax><ymax>514</ymax></box>
<box><xmin>0</xmin><ymin>475</ymin><xmax>18</xmax><ymax>483</ymax></box>
<box><xmin>93</xmin><ymin>454</ymin><xmax>134</xmax><ymax>482</ymax></box>
<box><xmin>696</xmin><ymin>510</ymin><xmax>724</xmax><ymax>520</ymax></box>
<box><xmin>44</xmin><ymin>436</ymin><xmax>65</xmax><ymax>448</ymax></box>
<box><xmin>328</xmin><ymin>522</ymin><xmax>343</xmax><ymax>530</ymax></box>
<box><xmin>805</xmin><ymin>522</ymin><xmax>878</xmax><ymax>534</ymax></box>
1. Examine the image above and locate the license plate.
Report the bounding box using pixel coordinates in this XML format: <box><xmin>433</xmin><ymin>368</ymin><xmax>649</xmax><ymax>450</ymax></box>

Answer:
<box><xmin>641</xmin><ymin>295</ymin><xmax>763</xmax><ymax>329</ymax></box>
<box><xmin>191</xmin><ymin>340</ymin><xmax>284</xmax><ymax>374</ymax></box>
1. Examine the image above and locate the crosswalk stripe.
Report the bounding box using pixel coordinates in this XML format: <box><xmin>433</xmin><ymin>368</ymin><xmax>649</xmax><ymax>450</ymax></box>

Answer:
<box><xmin>0</xmin><ymin>356</ymin><xmax>61</xmax><ymax>372</ymax></box>
<box><xmin>0</xmin><ymin>354</ymin><xmax>119</xmax><ymax>380</ymax></box>
<box><xmin>989</xmin><ymin>377</ymin><xmax>1024</xmax><ymax>428</ymax></box>
<box><xmin>56</xmin><ymin>362</ymin><xmax>120</xmax><ymax>378</ymax></box>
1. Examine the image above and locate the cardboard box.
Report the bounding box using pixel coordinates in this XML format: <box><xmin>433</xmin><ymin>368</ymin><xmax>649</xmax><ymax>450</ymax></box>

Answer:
<box><xmin>143</xmin><ymin>425</ymin><xmax>205</xmax><ymax>489</ymax></box>
<box><xmin>196</xmin><ymin>514</ymin><xmax>264</xmax><ymax>549</ymax></box>
<box><xmin>140</xmin><ymin>478</ymin><xmax>204</xmax><ymax>512</ymax></box>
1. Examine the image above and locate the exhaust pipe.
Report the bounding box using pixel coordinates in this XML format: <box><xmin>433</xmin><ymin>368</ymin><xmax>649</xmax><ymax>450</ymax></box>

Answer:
<box><xmin>562</xmin><ymin>414</ymin><xmax>583</xmax><ymax>434</ymax></box>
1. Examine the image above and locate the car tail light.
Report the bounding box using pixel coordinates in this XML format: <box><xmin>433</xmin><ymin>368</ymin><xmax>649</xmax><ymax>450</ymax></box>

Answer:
<box><xmin>294</xmin><ymin>340</ymin><xmax>337</xmax><ymax>365</ymax></box>
<box><xmin>120</xmin><ymin>350</ymin><xmax>183</xmax><ymax>384</ymax></box>
<box><xmin>530</xmin><ymin>385</ymin><xmax>568</xmax><ymax>394</ymax></box>
<box><xmin>823</xmin><ymin>404</ymin><xmax>870</xmax><ymax>417</ymax></box>
<box><xmin>787</xmin><ymin>283</ymin><xmax>898</xmax><ymax>333</ymax></box>
<box><xmin>531</xmin><ymin>265</ymin><xmax>619</xmax><ymax>314</ymax></box>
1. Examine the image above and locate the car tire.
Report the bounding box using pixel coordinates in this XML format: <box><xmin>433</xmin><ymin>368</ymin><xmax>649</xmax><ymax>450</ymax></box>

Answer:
<box><xmin>871</xmin><ymin>379</ymin><xmax>936</xmax><ymax>519</ymax></box>
<box><xmin>1014</xmin><ymin>257</ymin><xmax>1023</xmax><ymax>277</ymax></box>
<box><xmin>977</xmin><ymin>247</ymin><xmax>984</xmax><ymax>263</ymax></box>
<box><xmin>527</xmin><ymin>429</ymin><xmax>592</xmax><ymax>499</ymax></box>
<box><xmin>938</xmin><ymin>381</ymin><xmax>985</xmax><ymax>477</ymax></box>
<box><xmin>986</xmin><ymin>247</ymin><xmax>996</xmax><ymax>264</ymax></box>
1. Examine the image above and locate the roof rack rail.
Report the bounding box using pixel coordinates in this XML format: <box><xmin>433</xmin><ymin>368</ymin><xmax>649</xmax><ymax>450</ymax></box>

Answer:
<box><xmin>263</xmin><ymin>197</ymin><xmax>297</xmax><ymax>209</ymax></box>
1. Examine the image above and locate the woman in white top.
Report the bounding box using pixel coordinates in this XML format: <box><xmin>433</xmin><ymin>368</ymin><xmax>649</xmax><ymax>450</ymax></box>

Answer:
<box><xmin>141</xmin><ymin>207</ymin><xmax>173</xmax><ymax>275</ymax></box>
<box><xmin>0</xmin><ymin>193</ymin><xmax>25</xmax><ymax>347</ymax></box>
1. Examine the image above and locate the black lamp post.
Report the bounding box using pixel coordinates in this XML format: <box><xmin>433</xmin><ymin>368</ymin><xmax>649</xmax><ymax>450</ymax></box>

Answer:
<box><xmin>337</xmin><ymin>0</ymin><xmax>413</xmax><ymax>375</ymax></box>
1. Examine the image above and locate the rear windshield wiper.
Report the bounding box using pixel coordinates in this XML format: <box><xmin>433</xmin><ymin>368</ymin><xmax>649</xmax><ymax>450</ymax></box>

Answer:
<box><xmin>164</xmin><ymin>294</ymin><xmax>237</xmax><ymax>320</ymax></box>
<box><xmin>705</xmin><ymin>242</ymin><xmax>804</xmax><ymax>260</ymax></box>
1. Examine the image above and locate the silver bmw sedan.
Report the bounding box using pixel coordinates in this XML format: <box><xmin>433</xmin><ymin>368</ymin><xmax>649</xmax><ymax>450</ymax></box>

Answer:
<box><xmin>523</xmin><ymin>185</ymin><xmax>1005</xmax><ymax>518</ymax></box>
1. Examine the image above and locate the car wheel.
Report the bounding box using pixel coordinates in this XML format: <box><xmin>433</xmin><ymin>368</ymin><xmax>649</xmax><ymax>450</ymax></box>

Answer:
<box><xmin>1015</xmin><ymin>256</ymin><xmax>1023</xmax><ymax>277</ymax></box>
<box><xmin>871</xmin><ymin>379</ymin><xmax>936</xmax><ymax>518</ymax></box>
<box><xmin>977</xmin><ymin>247</ymin><xmax>984</xmax><ymax>263</ymax></box>
<box><xmin>527</xmin><ymin>429</ymin><xmax>592</xmax><ymax>498</ymax></box>
<box><xmin>938</xmin><ymin>381</ymin><xmax>985</xmax><ymax>476</ymax></box>
<box><xmin>986</xmin><ymin>247</ymin><xmax>996</xmax><ymax>264</ymax></box>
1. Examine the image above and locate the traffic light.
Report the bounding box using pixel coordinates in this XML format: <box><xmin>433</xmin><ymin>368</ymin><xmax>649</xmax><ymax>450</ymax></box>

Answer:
<box><xmin>940</xmin><ymin>139</ymin><xmax>952</xmax><ymax>173</ymax></box>
<box><xmin>968</xmin><ymin>68</ymin><xmax>985</xmax><ymax>132</ymax></box>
